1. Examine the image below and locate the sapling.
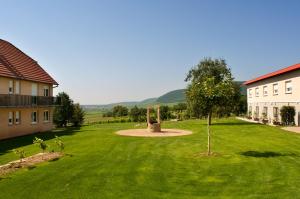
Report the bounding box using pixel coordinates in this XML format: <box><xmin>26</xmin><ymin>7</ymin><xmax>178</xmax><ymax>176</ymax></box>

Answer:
<box><xmin>54</xmin><ymin>135</ymin><xmax>65</xmax><ymax>152</ymax></box>
<box><xmin>33</xmin><ymin>137</ymin><xmax>48</xmax><ymax>153</ymax></box>
<box><xmin>13</xmin><ymin>149</ymin><xmax>26</xmax><ymax>163</ymax></box>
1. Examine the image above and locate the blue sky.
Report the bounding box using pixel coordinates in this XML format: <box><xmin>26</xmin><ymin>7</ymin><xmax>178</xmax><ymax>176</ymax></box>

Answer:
<box><xmin>1</xmin><ymin>0</ymin><xmax>300</xmax><ymax>104</ymax></box>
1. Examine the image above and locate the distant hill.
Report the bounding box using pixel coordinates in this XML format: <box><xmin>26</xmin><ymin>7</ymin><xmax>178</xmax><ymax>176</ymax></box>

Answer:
<box><xmin>83</xmin><ymin>81</ymin><xmax>245</xmax><ymax>111</ymax></box>
<box><xmin>156</xmin><ymin>89</ymin><xmax>186</xmax><ymax>103</ymax></box>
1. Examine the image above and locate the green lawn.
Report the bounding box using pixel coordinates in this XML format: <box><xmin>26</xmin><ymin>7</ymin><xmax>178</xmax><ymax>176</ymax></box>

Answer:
<box><xmin>1</xmin><ymin>118</ymin><xmax>300</xmax><ymax>198</ymax></box>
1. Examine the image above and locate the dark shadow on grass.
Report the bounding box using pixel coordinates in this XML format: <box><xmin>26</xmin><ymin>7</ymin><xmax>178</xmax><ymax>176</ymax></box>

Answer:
<box><xmin>240</xmin><ymin>151</ymin><xmax>299</xmax><ymax>158</ymax></box>
<box><xmin>0</xmin><ymin>127</ymin><xmax>81</xmax><ymax>157</ymax></box>
<box><xmin>48</xmin><ymin>158</ymin><xmax>60</xmax><ymax>162</ymax></box>
<box><xmin>212</xmin><ymin>122</ymin><xmax>260</xmax><ymax>126</ymax></box>
<box><xmin>27</xmin><ymin>165</ymin><xmax>36</xmax><ymax>170</ymax></box>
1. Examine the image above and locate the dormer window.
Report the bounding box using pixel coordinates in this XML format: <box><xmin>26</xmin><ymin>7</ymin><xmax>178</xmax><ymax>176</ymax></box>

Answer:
<box><xmin>285</xmin><ymin>80</ymin><xmax>292</xmax><ymax>94</ymax></box>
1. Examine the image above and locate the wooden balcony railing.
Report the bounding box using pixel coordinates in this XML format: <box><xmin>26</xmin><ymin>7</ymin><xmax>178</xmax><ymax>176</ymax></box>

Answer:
<box><xmin>0</xmin><ymin>94</ymin><xmax>61</xmax><ymax>108</ymax></box>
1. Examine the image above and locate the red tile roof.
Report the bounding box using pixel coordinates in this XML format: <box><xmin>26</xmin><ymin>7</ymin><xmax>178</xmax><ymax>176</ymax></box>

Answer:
<box><xmin>0</xmin><ymin>39</ymin><xmax>58</xmax><ymax>85</ymax></box>
<box><xmin>244</xmin><ymin>63</ymin><xmax>300</xmax><ymax>85</ymax></box>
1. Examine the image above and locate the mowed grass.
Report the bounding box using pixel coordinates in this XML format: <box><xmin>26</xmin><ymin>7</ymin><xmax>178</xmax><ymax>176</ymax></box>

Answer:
<box><xmin>1</xmin><ymin>118</ymin><xmax>300</xmax><ymax>198</ymax></box>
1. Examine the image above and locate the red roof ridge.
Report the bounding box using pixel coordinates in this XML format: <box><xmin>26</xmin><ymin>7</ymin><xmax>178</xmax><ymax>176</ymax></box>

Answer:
<box><xmin>244</xmin><ymin>63</ymin><xmax>300</xmax><ymax>85</ymax></box>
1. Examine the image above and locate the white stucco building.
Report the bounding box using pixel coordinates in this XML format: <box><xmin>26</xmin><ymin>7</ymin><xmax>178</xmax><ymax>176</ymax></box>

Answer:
<box><xmin>244</xmin><ymin>63</ymin><xmax>300</xmax><ymax>126</ymax></box>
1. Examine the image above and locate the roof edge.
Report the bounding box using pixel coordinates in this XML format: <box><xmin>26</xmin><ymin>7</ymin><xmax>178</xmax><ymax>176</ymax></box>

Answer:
<box><xmin>244</xmin><ymin>63</ymin><xmax>300</xmax><ymax>86</ymax></box>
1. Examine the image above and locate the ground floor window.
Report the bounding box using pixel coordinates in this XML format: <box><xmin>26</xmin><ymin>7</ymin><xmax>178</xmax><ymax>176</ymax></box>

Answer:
<box><xmin>44</xmin><ymin>110</ymin><xmax>49</xmax><ymax>122</ymax></box>
<box><xmin>15</xmin><ymin>111</ymin><xmax>20</xmax><ymax>124</ymax></box>
<box><xmin>8</xmin><ymin>112</ymin><xmax>13</xmax><ymax>125</ymax></box>
<box><xmin>31</xmin><ymin>111</ymin><xmax>38</xmax><ymax>124</ymax></box>
<box><xmin>255</xmin><ymin>106</ymin><xmax>259</xmax><ymax>118</ymax></box>
<box><xmin>273</xmin><ymin>107</ymin><xmax>279</xmax><ymax>118</ymax></box>
<box><xmin>263</xmin><ymin>107</ymin><xmax>268</xmax><ymax>119</ymax></box>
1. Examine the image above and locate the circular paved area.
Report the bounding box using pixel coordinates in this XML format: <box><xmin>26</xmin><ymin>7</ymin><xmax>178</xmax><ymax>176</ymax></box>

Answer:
<box><xmin>116</xmin><ymin>129</ymin><xmax>192</xmax><ymax>137</ymax></box>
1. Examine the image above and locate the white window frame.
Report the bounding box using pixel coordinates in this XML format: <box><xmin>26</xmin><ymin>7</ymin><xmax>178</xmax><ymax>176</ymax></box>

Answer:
<box><xmin>273</xmin><ymin>83</ymin><xmax>279</xmax><ymax>95</ymax></box>
<box><xmin>31</xmin><ymin>111</ymin><xmax>38</xmax><ymax>124</ymax></box>
<box><xmin>15</xmin><ymin>81</ymin><xmax>20</xmax><ymax>94</ymax></box>
<box><xmin>8</xmin><ymin>112</ymin><xmax>13</xmax><ymax>125</ymax></box>
<box><xmin>249</xmin><ymin>89</ymin><xmax>252</xmax><ymax>98</ymax></box>
<box><xmin>43</xmin><ymin>86</ymin><xmax>49</xmax><ymax>97</ymax></box>
<box><xmin>8</xmin><ymin>80</ymin><xmax>13</xmax><ymax>94</ymax></box>
<box><xmin>263</xmin><ymin>86</ymin><xmax>268</xmax><ymax>96</ymax></box>
<box><xmin>285</xmin><ymin>80</ymin><xmax>292</xmax><ymax>94</ymax></box>
<box><xmin>43</xmin><ymin>110</ymin><xmax>49</xmax><ymax>122</ymax></box>
<box><xmin>15</xmin><ymin>111</ymin><xmax>20</xmax><ymax>124</ymax></box>
<box><xmin>255</xmin><ymin>87</ymin><xmax>259</xmax><ymax>97</ymax></box>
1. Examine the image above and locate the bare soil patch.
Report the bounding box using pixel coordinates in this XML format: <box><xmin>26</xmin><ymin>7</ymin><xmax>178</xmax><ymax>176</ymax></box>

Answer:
<box><xmin>116</xmin><ymin>129</ymin><xmax>192</xmax><ymax>137</ymax></box>
<box><xmin>0</xmin><ymin>152</ymin><xmax>62</xmax><ymax>176</ymax></box>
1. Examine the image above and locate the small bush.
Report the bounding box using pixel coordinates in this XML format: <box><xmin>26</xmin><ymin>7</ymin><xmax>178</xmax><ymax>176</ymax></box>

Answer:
<box><xmin>280</xmin><ymin>106</ymin><xmax>295</xmax><ymax>126</ymax></box>
<box><xmin>33</xmin><ymin>137</ymin><xmax>48</xmax><ymax>153</ymax></box>
<box><xmin>54</xmin><ymin>136</ymin><xmax>65</xmax><ymax>152</ymax></box>
<box><xmin>13</xmin><ymin>149</ymin><xmax>26</xmax><ymax>162</ymax></box>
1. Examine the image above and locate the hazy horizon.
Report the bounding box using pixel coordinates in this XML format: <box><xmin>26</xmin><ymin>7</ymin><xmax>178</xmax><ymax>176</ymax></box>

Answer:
<box><xmin>2</xmin><ymin>0</ymin><xmax>300</xmax><ymax>104</ymax></box>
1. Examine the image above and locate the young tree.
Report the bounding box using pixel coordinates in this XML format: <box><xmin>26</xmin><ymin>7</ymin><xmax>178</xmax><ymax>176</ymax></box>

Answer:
<box><xmin>71</xmin><ymin>103</ymin><xmax>85</xmax><ymax>127</ymax></box>
<box><xmin>185</xmin><ymin>58</ymin><xmax>236</xmax><ymax>155</ymax></box>
<box><xmin>33</xmin><ymin>137</ymin><xmax>48</xmax><ymax>153</ymax></box>
<box><xmin>53</xmin><ymin>92</ymin><xmax>74</xmax><ymax>127</ymax></box>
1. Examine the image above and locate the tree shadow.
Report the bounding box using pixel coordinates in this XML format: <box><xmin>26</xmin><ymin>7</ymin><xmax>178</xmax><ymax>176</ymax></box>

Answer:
<box><xmin>239</xmin><ymin>151</ymin><xmax>298</xmax><ymax>158</ymax></box>
<box><xmin>0</xmin><ymin>127</ymin><xmax>81</xmax><ymax>157</ymax></box>
<box><xmin>212</xmin><ymin>122</ymin><xmax>259</xmax><ymax>126</ymax></box>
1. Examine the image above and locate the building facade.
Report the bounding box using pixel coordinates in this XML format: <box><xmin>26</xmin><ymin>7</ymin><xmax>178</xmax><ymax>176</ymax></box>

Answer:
<box><xmin>0</xmin><ymin>39</ymin><xmax>58</xmax><ymax>140</ymax></box>
<box><xmin>244</xmin><ymin>63</ymin><xmax>300</xmax><ymax>126</ymax></box>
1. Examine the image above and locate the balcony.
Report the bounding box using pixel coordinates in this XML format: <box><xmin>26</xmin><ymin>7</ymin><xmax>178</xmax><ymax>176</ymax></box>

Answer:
<box><xmin>0</xmin><ymin>94</ymin><xmax>61</xmax><ymax>108</ymax></box>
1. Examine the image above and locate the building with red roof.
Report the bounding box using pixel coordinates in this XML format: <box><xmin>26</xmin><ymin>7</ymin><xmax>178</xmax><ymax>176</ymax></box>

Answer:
<box><xmin>245</xmin><ymin>63</ymin><xmax>300</xmax><ymax>126</ymax></box>
<box><xmin>0</xmin><ymin>39</ymin><xmax>59</xmax><ymax>139</ymax></box>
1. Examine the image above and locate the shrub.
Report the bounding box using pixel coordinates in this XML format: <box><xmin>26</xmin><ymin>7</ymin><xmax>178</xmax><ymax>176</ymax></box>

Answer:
<box><xmin>13</xmin><ymin>149</ymin><xmax>26</xmax><ymax>162</ymax></box>
<box><xmin>33</xmin><ymin>137</ymin><xmax>48</xmax><ymax>153</ymax></box>
<box><xmin>280</xmin><ymin>106</ymin><xmax>295</xmax><ymax>126</ymax></box>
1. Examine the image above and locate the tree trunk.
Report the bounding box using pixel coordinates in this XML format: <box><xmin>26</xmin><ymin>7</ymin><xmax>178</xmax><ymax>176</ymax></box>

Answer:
<box><xmin>208</xmin><ymin>110</ymin><xmax>212</xmax><ymax>125</ymax></box>
<box><xmin>207</xmin><ymin>112</ymin><xmax>211</xmax><ymax>156</ymax></box>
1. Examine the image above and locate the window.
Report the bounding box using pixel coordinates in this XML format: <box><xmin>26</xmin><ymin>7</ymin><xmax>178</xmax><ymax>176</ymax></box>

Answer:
<box><xmin>285</xmin><ymin>80</ymin><xmax>292</xmax><ymax>94</ymax></box>
<box><xmin>31</xmin><ymin>111</ymin><xmax>38</xmax><ymax>124</ymax></box>
<box><xmin>15</xmin><ymin>111</ymin><xmax>20</xmax><ymax>124</ymax></box>
<box><xmin>43</xmin><ymin>86</ymin><xmax>49</xmax><ymax>97</ymax></box>
<box><xmin>8</xmin><ymin>80</ymin><xmax>13</xmax><ymax>94</ymax></box>
<box><xmin>8</xmin><ymin>112</ymin><xmax>13</xmax><ymax>125</ymax></box>
<box><xmin>15</xmin><ymin>81</ymin><xmax>20</xmax><ymax>94</ymax></box>
<box><xmin>255</xmin><ymin>106</ymin><xmax>259</xmax><ymax>118</ymax></box>
<box><xmin>255</xmin><ymin>87</ymin><xmax>259</xmax><ymax>97</ymax></box>
<box><xmin>249</xmin><ymin>89</ymin><xmax>252</xmax><ymax>98</ymax></box>
<box><xmin>44</xmin><ymin>111</ymin><xmax>49</xmax><ymax>122</ymax></box>
<box><xmin>263</xmin><ymin>107</ymin><xmax>268</xmax><ymax>117</ymax></box>
<box><xmin>273</xmin><ymin>83</ymin><xmax>278</xmax><ymax>95</ymax></box>
<box><xmin>263</xmin><ymin>86</ymin><xmax>268</xmax><ymax>96</ymax></box>
<box><xmin>273</xmin><ymin>107</ymin><xmax>279</xmax><ymax>118</ymax></box>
